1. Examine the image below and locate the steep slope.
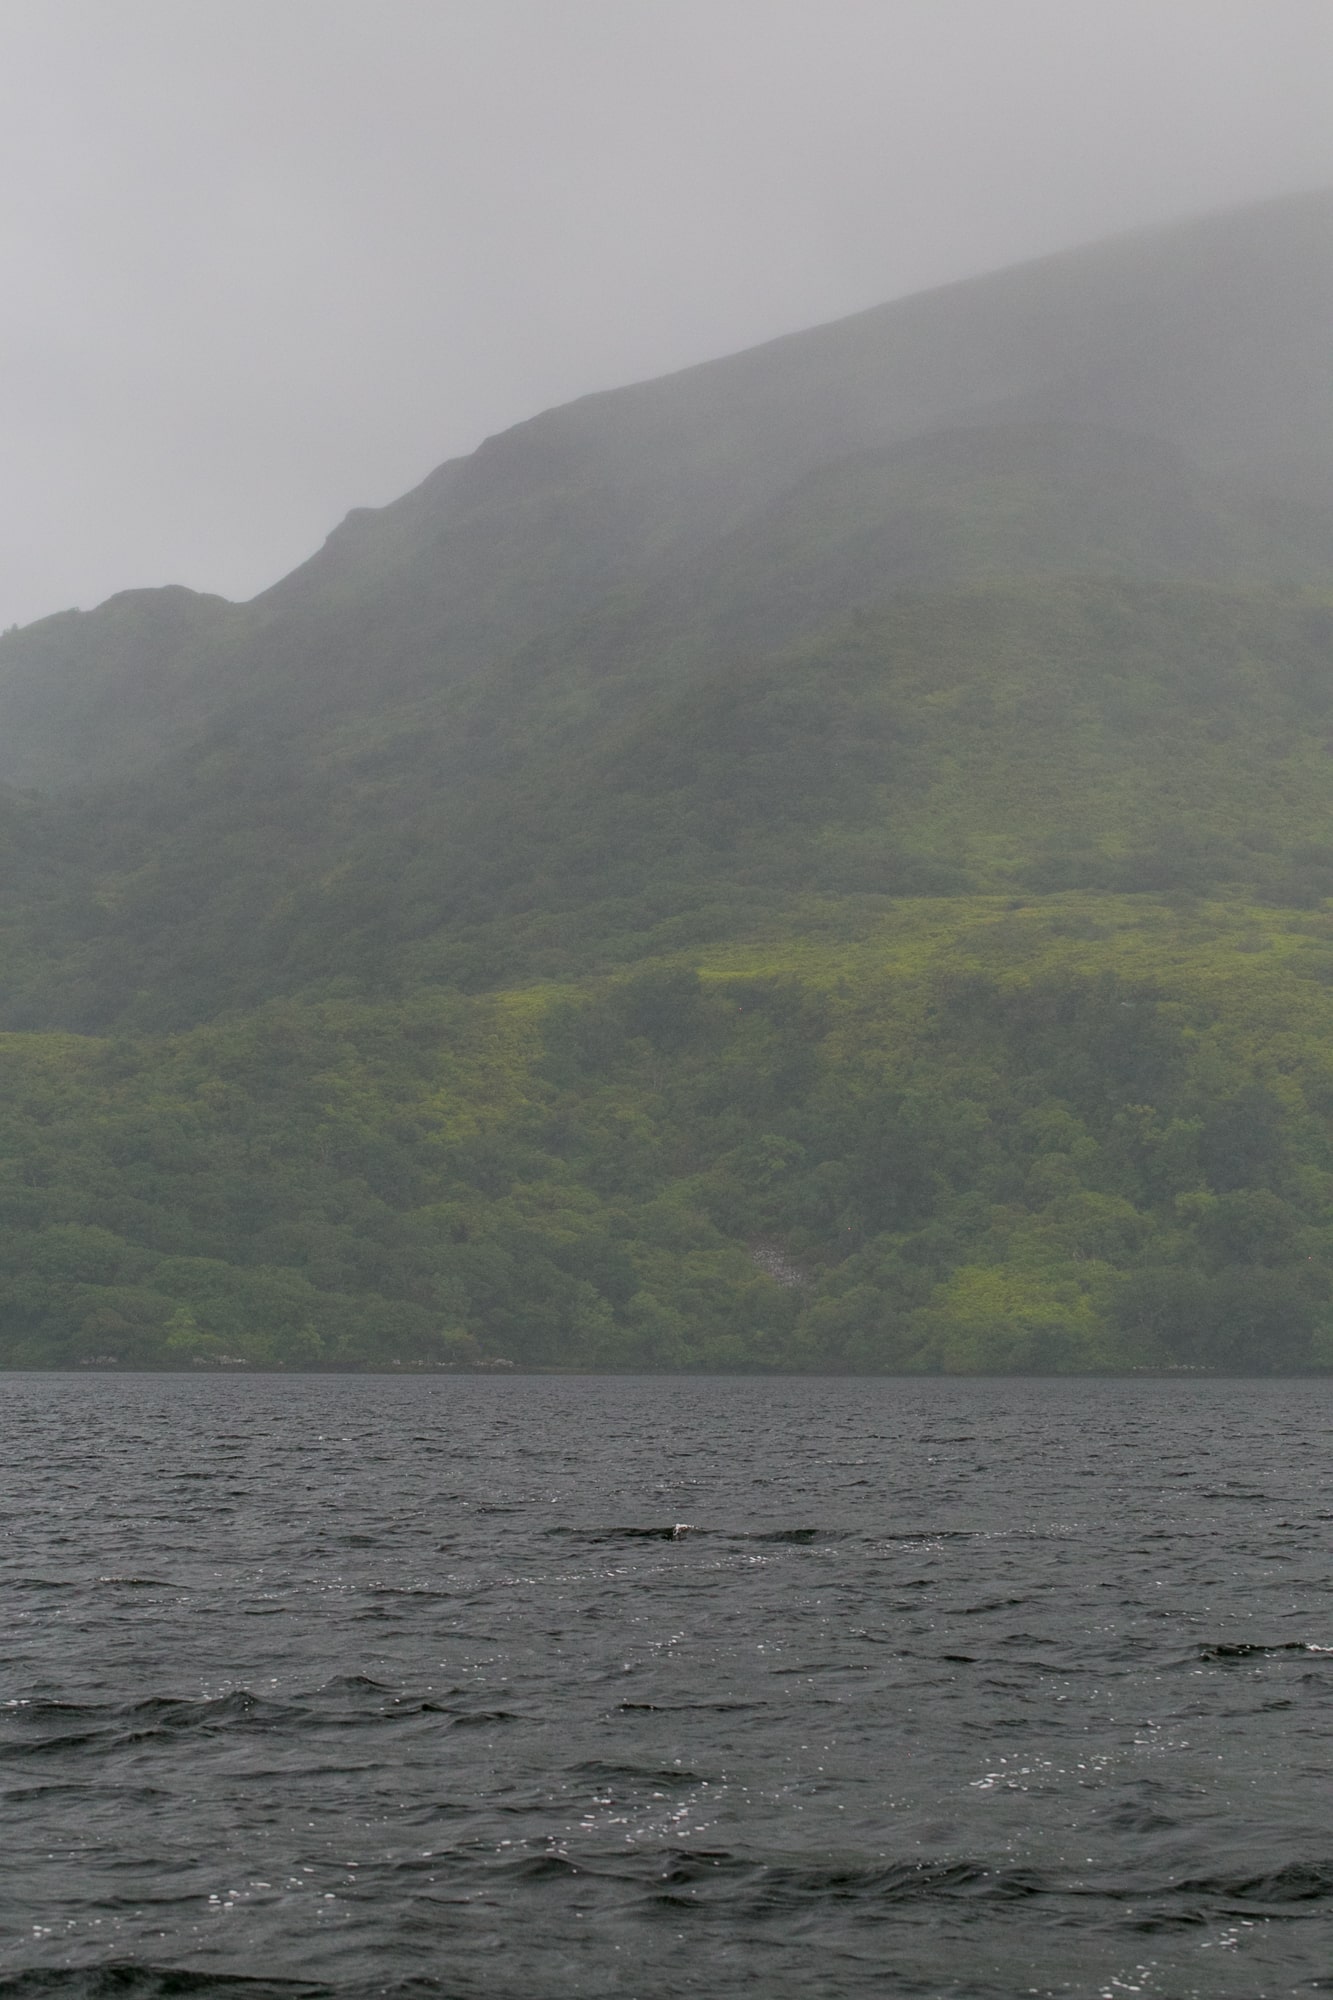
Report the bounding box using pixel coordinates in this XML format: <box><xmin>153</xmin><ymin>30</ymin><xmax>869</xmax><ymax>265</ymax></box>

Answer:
<box><xmin>4</xmin><ymin>418</ymin><xmax>1332</xmax><ymax>1029</ymax></box>
<box><xmin>207</xmin><ymin>182</ymin><xmax>1333</xmax><ymax>708</ymax></box>
<box><xmin>390</xmin><ymin>578</ymin><xmax>1333</xmax><ymax>966</ymax></box>
<box><xmin>4</xmin><ymin>189</ymin><xmax>1331</xmax><ymax>796</ymax></box>
<box><xmin>276</xmin><ymin>181</ymin><xmax>1333</xmax><ymax>668</ymax></box>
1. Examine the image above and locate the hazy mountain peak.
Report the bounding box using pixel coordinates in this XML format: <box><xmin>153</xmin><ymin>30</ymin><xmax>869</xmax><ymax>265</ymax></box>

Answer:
<box><xmin>268</xmin><ymin>186</ymin><xmax>1333</xmax><ymax>643</ymax></box>
<box><xmin>2</xmin><ymin>187</ymin><xmax>1331</xmax><ymax>804</ymax></box>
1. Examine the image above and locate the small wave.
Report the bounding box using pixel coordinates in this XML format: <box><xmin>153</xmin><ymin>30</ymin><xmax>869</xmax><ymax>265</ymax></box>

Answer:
<box><xmin>10</xmin><ymin>1680</ymin><xmax>515</xmax><ymax>1738</ymax></box>
<box><xmin>1168</xmin><ymin>1860</ymin><xmax>1333</xmax><ymax>1905</ymax></box>
<box><xmin>0</xmin><ymin>1691</ymin><xmax>305</xmax><ymax>1757</ymax></box>
<box><xmin>1196</xmin><ymin>1641</ymin><xmax>1332</xmax><ymax>1660</ymax></box>
<box><xmin>545</xmin><ymin>1525</ymin><xmax>700</xmax><ymax>1543</ymax></box>
<box><xmin>874</xmin><ymin>1529</ymin><xmax>978</xmax><ymax>1542</ymax></box>
<box><xmin>734</xmin><ymin>1528</ymin><xmax>843</xmax><ymax>1545</ymax></box>
<box><xmin>311</xmin><ymin>1674</ymin><xmax>393</xmax><ymax>1698</ymax></box>
<box><xmin>458</xmin><ymin>1845</ymin><xmax>1064</xmax><ymax>1923</ymax></box>
<box><xmin>0</xmin><ymin>1971</ymin><xmax>326</xmax><ymax>2000</ymax></box>
<box><xmin>1097</xmin><ymin>1803</ymin><xmax>1181</xmax><ymax>1835</ymax></box>
<box><xmin>572</xmin><ymin>1760</ymin><xmax>704</xmax><ymax>1788</ymax></box>
<box><xmin>618</xmin><ymin>1699</ymin><xmax>759</xmax><ymax>1714</ymax></box>
<box><xmin>364</xmin><ymin>1585</ymin><xmax>448</xmax><ymax>1601</ymax></box>
<box><xmin>626</xmin><ymin>1848</ymin><xmax>1049</xmax><ymax>1908</ymax></box>
<box><xmin>546</xmin><ymin>1524</ymin><xmax>840</xmax><ymax>1545</ymax></box>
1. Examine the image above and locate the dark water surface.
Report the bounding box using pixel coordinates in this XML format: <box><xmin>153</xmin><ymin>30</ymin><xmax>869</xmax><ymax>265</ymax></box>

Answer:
<box><xmin>1</xmin><ymin>1374</ymin><xmax>1331</xmax><ymax>1999</ymax></box>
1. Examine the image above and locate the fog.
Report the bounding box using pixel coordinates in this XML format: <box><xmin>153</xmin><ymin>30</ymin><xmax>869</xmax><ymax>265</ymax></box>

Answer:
<box><xmin>1</xmin><ymin>0</ymin><xmax>1331</xmax><ymax>632</ymax></box>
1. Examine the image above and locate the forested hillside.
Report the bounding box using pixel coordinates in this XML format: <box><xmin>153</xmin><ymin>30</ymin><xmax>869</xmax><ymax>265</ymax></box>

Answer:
<box><xmin>1</xmin><ymin>191</ymin><xmax>1332</xmax><ymax>1370</ymax></box>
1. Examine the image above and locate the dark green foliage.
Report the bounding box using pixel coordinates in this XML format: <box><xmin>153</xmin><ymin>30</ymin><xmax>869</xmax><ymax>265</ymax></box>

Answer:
<box><xmin>0</xmin><ymin>942</ymin><xmax>1330</xmax><ymax>1372</ymax></box>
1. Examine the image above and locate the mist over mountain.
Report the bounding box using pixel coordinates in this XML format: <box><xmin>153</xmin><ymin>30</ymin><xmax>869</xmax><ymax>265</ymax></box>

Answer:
<box><xmin>1</xmin><ymin>191</ymin><xmax>1332</xmax><ymax>1375</ymax></box>
<box><xmin>7</xmin><ymin>189</ymin><xmax>1332</xmax><ymax>784</ymax></box>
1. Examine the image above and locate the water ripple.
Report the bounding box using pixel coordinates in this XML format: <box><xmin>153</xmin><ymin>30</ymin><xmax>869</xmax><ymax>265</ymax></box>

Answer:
<box><xmin>0</xmin><ymin>1372</ymin><xmax>1330</xmax><ymax>1998</ymax></box>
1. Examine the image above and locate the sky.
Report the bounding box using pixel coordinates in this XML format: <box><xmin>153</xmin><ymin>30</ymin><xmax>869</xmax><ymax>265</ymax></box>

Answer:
<box><xmin>2</xmin><ymin>0</ymin><xmax>1332</xmax><ymax>632</ymax></box>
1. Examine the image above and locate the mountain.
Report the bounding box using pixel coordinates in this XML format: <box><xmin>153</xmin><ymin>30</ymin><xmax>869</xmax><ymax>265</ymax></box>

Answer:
<box><xmin>0</xmin><ymin>190</ymin><xmax>1332</xmax><ymax>1373</ymax></box>
<box><xmin>0</xmin><ymin>585</ymin><xmax>235</xmax><ymax>792</ymax></box>
<box><xmin>6</xmin><ymin>188</ymin><xmax>1332</xmax><ymax>792</ymax></box>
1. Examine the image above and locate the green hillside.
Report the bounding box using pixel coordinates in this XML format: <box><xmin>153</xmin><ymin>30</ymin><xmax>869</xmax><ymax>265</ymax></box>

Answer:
<box><xmin>4</xmin><ymin>905</ymin><xmax>1333</xmax><ymax>1373</ymax></box>
<box><xmin>1</xmin><ymin>192</ymin><xmax>1333</xmax><ymax>1371</ymax></box>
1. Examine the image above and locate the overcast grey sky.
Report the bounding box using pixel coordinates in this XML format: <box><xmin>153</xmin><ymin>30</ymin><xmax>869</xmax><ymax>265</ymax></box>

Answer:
<box><xmin>2</xmin><ymin>0</ymin><xmax>1332</xmax><ymax>631</ymax></box>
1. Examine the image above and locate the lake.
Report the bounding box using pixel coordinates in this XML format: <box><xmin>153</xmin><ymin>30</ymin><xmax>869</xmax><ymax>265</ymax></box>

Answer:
<box><xmin>1</xmin><ymin>1372</ymin><xmax>1330</xmax><ymax>1998</ymax></box>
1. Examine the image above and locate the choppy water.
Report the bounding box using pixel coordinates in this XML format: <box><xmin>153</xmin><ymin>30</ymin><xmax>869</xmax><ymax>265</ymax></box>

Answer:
<box><xmin>1</xmin><ymin>1374</ymin><xmax>1331</xmax><ymax>1999</ymax></box>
